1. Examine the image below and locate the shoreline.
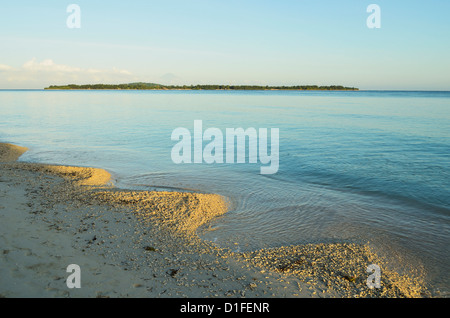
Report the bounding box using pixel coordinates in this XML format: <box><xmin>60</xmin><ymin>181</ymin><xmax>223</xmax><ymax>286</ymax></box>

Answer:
<box><xmin>0</xmin><ymin>142</ymin><xmax>431</xmax><ymax>298</ymax></box>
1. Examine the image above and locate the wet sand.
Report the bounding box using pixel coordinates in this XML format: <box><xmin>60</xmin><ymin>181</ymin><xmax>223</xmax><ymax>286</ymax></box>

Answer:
<box><xmin>0</xmin><ymin>142</ymin><xmax>430</xmax><ymax>298</ymax></box>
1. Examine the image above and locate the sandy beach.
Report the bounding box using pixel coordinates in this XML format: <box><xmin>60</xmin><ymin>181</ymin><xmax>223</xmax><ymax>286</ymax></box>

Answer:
<box><xmin>0</xmin><ymin>142</ymin><xmax>430</xmax><ymax>298</ymax></box>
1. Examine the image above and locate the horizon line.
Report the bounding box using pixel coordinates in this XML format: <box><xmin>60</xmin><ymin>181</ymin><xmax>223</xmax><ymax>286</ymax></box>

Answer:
<box><xmin>1</xmin><ymin>88</ymin><xmax>449</xmax><ymax>92</ymax></box>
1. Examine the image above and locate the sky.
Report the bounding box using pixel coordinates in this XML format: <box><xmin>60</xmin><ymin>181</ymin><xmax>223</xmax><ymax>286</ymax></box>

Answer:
<box><xmin>0</xmin><ymin>0</ymin><xmax>449</xmax><ymax>90</ymax></box>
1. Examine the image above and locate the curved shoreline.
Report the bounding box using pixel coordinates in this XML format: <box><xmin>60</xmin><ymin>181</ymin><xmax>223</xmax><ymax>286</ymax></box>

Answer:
<box><xmin>0</xmin><ymin>142</ymin><xmax>432</xmax><ymax>298</ymax></box>
<box><xmin>0</xmin><ymin>143</ymin><xmax>29</xmax><ymax>162</ymax></box>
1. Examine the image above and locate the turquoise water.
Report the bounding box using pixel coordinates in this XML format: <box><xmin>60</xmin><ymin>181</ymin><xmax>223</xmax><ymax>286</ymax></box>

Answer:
<box><xmin>1</xmin><ymin>90</ymin><xmax>449</xmax><ymax>295</ymax></box>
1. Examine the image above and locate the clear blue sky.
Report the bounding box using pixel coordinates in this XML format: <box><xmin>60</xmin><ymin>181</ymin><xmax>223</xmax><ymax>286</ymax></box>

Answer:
<box><xmin>1</xmin><ymin>0</ymin><xmax>449</xmax><ymax>89</ymax></box>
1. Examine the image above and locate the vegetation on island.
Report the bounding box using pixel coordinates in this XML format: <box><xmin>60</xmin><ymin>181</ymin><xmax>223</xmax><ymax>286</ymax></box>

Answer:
<box><xmin>45</xmin><ymin>82</ymin><xmax>359</xmax><ymax>91</ymax></box>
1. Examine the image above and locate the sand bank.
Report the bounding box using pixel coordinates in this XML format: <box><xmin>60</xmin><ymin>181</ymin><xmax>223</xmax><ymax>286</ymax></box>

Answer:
<box><xmin>0</xmin><ymin>142</ymin><xmax>430</xmax><ymax>298</ymax></box>
<box><xmin>0</xmin><ymin>143</ymin><xmax>28</xmax><ymax>162</ymax></box>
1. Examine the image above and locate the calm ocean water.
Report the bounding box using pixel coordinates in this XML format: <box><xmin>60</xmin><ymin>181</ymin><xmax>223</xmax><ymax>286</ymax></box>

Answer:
<box><xmin>1</xmin><ymin>90</ymin><xmax>449</xmax><ymax>294</ymax></box>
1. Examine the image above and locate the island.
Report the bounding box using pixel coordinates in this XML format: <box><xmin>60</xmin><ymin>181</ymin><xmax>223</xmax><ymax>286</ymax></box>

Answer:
<box><xmin>45</xmin><ymin>83</ymin><xmax>359</xmax><ymax>91</ymax></box>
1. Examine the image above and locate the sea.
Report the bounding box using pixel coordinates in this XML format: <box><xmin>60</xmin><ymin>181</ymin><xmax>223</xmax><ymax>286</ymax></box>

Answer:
<box><xmin>1</xmin><ymin>89</ymin><xmax>449</xmax><ymax>295</ymax></box>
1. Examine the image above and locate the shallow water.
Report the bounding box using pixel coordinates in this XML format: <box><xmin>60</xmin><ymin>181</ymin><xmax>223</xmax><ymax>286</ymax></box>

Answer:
<box><xmin>1</xmin><ymin>89</ymin><xmax>449</xmax><ymax>295</ymax></box>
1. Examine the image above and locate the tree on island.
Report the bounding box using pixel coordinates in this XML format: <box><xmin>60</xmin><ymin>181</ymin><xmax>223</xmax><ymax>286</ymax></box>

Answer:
<box><xmin>45</xmin><ymin>83</ymin><xmax>359</xmax><ymax>91</ymax></box>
